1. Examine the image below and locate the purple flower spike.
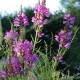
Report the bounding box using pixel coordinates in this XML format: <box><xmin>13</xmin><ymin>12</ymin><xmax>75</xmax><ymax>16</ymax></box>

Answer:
<box><xmin>13</xmin><ymin>12</ymin><xmax>29</xmax><ymax>27</ymax></box>
<box><xmin>32</xmin><ymin>1</ymin><xmax>50</xmax><ymax>28</ymax></box>
<box><xmin>55</xmin><ymin>13</ymin><xmax>74</xmax><ymax>49</ymax></box>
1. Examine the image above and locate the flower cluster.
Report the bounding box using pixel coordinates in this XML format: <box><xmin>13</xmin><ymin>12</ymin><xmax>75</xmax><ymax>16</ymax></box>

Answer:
<box><xmin>4</xmin><ymin>29</ymin><xmax>18</xmax><ymax>41</ymax></box>
<box><xmin>55</xmin><ymin>13</ymin><xmax>75</xmax><ymax>49</ymax></box>
<box><xmin>13</xmin><ymin>12</ymin><xmax>29</xmax><ymax>27</ymax></box>
<box><xmin>0</xmin><ymin>53</ymin><xmax>37</xmax><ymax>77</ymax></box>
<box><xmin>0</xmin><ymin>12</ymin><xmax>38</xmax><ymax>79</ymax></box>
<box><xmin>0</xmin><ymin>70</ymin><xmax>6</xmax><ymax>78</ymax></box>
<box><xmin>32</xmin><ymin>0</ymin><xmax>50</xmax><ymax>37</ymax></box>
<box><xmin>32</xmin><ymin>3</ymin><xmax>50</xmax><ymax>27</ymax></box>
<box><xmin>55</xmin><ymin>30</ymin><xmax>72</xmax><ymax>49</ymax></box>
<box><xmin>53</xmin><ymin>56</ymin><xmax>63</xmax><ymax>62</ymax></box>
<box><xmin>63</xmin><ymin>13</ymin><xmax>75</xmax><ymax>28</ymax></box>
<box><xmin>13</xmin><ymin>40</ymin><xmax>33</xmax><ymax>56</ymax></box>
<box><xmin>0</xmin><ymin>39</ymin><xmax>37</xmax><ymax>79</ymax></box>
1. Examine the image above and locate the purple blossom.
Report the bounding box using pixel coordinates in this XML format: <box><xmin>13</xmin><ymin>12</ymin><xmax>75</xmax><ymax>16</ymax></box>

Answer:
<box><xmin>13</xmin><ymin>68</ymin><xmax>20</xmax><ymax>76</ymax></box>
<box><xmin>0</xmin><ymin>70</ymin><xmax>6</xmax><ymax>78</ymax></box>
<box><xmin>13</xmin><ymin>41</ymin><xmax>23</xmax><ymax>54</ymax></box>
<box><xmin>23</xmin><ymin>54</ymin><xmax>31</xmax><ymax>64</ymax></box>
<box><xmin>32</xmin><ymin>1</ymin><xmax>50</xmax><ymax>28</ymax></box>
<box><xmin>13</xmin><ymin>39</ymin><xmax>38</xmax><ymax>75</ymax></box>
<box><xmin>34</xmin><ymin>4</ymin><xmax>50</xmax><ymax>18</ymax></box>
<box><xmin>23</xmin><ymin>53</ymin><xmax>37</xmax><ymax>64</ymax></box>
<box><xmin>53</xmin><ymin>56</ymin><xmax>63</xmax><ymax>62</ymax></box>
<box><xmin>55</xmin><ymin>30</ymin><xmax>72</xmax><ymax>49</ymax></box>
<box><xmin>55</xmin><ymin>35</ymin><xmax>59</xmax><ymax>42</ymax></box>
<box><xmin>10</xmin><ymin>55</ymin><xmax>20</xmax><ymax>67</ymax></box>
<box><xmin>31</xmin><ymin>54</ymin><xmax>38</xmax><ymax>63</ymax></box>
<box><xmin>64</xmin><ymin>43</ymin><xmax>71</xmax><ymax>49</ymax></box>
<box><xmin>58</xmin><ymin>56</ymin><xmax>63</xmax><ymax>62</ymax></box>
<box><xmin>23</xmin><ymin>53</ymin><xmax>38</xmax><ymax>70</ymax></box>
<box><xmin>53</xmin><ymin>56</ymin><xmax>57</xmax><ymax>61</ymax></box>
<box><xmin>23</xmin><ymin>40</ymin><xmax>33</xmax><ymax>53</ymax></box>
<box><xmin>63</xmin><ymin>13</ymin><xmax>75</xmax><ymax>28</ymax></box>
<box><xmin>13</xmin><ymin>40</ymin><xmax>33</xmax><ymax>55</ymax></box>
<box><xmin>20</xmin><ymin>68</ymin><xmax>28</xmax><ymax>76</ymax></box>
<box><xmin>38</xmin><ymin>32</ymin><xmax>44</xmax><ymax>38</ymax></box>
<box><xmin>55</xmin><ymin>13</ymin><xmax>74</xmax><ymax>49</ymax></box>
<box><xmin>4</xmin><ymin>29</ymin><xmax>18</xmax><ymax>41</ymax></box>
<box><xmin>13</xmin><ymin>12</ymin><xmax>29</xmax><ymax>27</ymax></box>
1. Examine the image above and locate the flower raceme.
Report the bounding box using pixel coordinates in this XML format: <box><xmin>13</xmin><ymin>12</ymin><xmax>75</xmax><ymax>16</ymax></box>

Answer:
<box><xmin>32</xmin><ymin>0</ymin><xmax>50</xmax><ymax>27</ymax></box>
<box><xmin>34</xmin><ymin>3</ymin><xmax>50</xmax><ymax>17</ymax></box>
<box><xmin>1</xmin><ymin>11</ymin><xmax>37</xmax><ymax>79</ymax></box>
<box><xmin>32</xmin><ymin>3</ymin><xmax>50</xmax><ymax>27</ymax></box>
<box><xmin>32</xmin><ymin>0</ymin><xmax>50</xmax><ymax>38</ymax></box>
<box><xmin>55</xmin><ymin>13</ymin><xmax>75</xmax><ymax>49</ymax></box>
<box><xmin>13</xmin><ymin>12</ymin><xmax>29</xmax><ymax>27</ymax></box>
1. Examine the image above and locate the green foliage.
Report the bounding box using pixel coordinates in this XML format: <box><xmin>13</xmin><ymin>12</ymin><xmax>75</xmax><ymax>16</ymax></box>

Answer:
<box><xmin>0</xmin><ymin>20</ymin><xmax>3</xmax><ymax>44</ymax></box>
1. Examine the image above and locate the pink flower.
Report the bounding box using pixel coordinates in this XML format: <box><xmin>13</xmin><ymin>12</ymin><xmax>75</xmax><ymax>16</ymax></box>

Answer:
<box><xmin>64</xmin><ymin>43</ymin><xmax>71</xmax><ymax>49</ymax></box>
<box><xmin>13</xmin><ymin>40</ymin><xmax>33</xmax><ymax>55</ymax></box>
<box><xmin>4</xmin><ymin>29</ymin><xmax>18</xmax><ymax>41</ymax></box>
<box><xmin>53</xmin><ymin>56</ymin><xmax>63</xmax><ymax>62</ymax></box>
<box><xmin>58</xmin><ymin>56</ymin><xmax>63</xmax><ymax>62</ymax></box>
<box><xmin>32</xmin><ymin>1</ymin><xmax>50</xmax><ymax>28</ymax></box>
<box><xmin>0</xmin><ymin>70</ymin><xmax>6</xmax><ymax>78</ymax></box>
<box><xmin>55</xmin><ymin>25</ymin><xmax>72</xmax><ymax>49</ymax></box>
<box><xmin>63</xmin><ymin>13</ymin><xmax>75</xmax><ymax>28</ymax></box>
<box><xmin>38</xmin><ymin>32</ymin><xmax>44</xmax><ymax>38</ymax></box>
<box><xmin>13</xmin><ymin>12</ymin><xmax>29</xmax><ymax>27</ymax></box>
<box><xmin>55</xmin><ymin>35</ymin><xmax>59</xmax><ymax>42</ymax></box>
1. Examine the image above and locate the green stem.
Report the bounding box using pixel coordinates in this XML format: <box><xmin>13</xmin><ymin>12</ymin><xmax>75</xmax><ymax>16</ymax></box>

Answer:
<box><xmin>33</xmin><ymin>27</ymin><xmax>38</xmax><ymax>52</ymax></box>
<box><xmin>71</xmin><ymin>27</ymin><xmax>80</xmax><ymax>43</ymax></box>
<box><xmin>0</xmin><ymin>20</ymin><xmax>3</xmax><ymax>44</ymax></box>
<box><xmin>38</xmin><ymin>0</ymin><xmax>40</xmax><ymax>4</ymax></box>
